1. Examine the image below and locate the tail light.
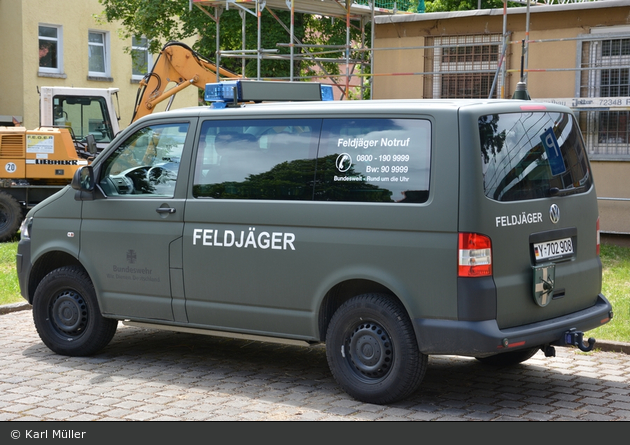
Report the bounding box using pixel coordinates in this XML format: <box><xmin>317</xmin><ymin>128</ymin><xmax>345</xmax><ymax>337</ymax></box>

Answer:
<box><xmin>458</xmin><ymin>233</ymin><xmax>492</xmax><ymax>277</ymax></box>
<box><xmin>596</xmin><ymin>217</ymin><xmax>600</xmax><ymax>256</ymax></box>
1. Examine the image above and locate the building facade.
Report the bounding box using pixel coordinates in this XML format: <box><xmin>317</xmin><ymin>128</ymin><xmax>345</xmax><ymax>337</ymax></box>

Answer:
<box><xmin>0</xmin><ymin>0</ymin><xmax>198</xmax><ymax>131</ymax></box>
<box><xmin>373</xmin><ymin>1</ymin><xmax>630</xmax><ymax>234</ymax></box>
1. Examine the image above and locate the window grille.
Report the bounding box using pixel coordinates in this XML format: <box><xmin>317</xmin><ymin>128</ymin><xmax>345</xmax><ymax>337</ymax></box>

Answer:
<box><xmin>426</xmin><ymin>35</ymin><xmax>503</xmax><ymax>99</ymax></box>
<box><xmin>581</xmin><ymin>36</ymin><xmax>630</xmax><ymax>159</ymax></box>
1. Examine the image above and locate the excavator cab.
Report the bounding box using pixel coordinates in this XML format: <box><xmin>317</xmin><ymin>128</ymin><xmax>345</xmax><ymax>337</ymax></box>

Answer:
<box><xmin>51</xmin><ymin>94</ymin><xmax>116</xmax><ymax>144</ymax></box>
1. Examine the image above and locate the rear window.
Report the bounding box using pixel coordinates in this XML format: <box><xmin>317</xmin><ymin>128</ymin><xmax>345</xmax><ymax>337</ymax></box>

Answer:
<box><xmin>479</xmin><ymin>112</ymin><xmax>592</xmax><ymax>202</ymax></box>
<box><xmin>315</xmin><ymin>118</ymin><xmax>431</xmax><ymax>203</ymax></box>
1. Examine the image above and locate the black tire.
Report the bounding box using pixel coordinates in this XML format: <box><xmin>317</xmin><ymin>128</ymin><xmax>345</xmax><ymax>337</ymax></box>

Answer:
<box><xmin>0</xmin><ymin>191</ymin><xmax>23</xmax><ymax>242</ymax></box>
<box><xmin>326</xmin><ymin>294</ymin><xmax>427</xmax><ymax>404</ymax></box>
<box><xmin>32</xmin><ymin>266</ymin><xmax>117</xmax><ymax>356</ymax></box>
<box><xmin>475</xmin><ymin>347</ymin><xmax>539</xmax><ymax>367</ymax></box>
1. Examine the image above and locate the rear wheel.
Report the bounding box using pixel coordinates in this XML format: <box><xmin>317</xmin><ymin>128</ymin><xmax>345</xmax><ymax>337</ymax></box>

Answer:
<box><xmin>475</xmin><ymin>347</ymin><xmax>540</xmax><ymax>366</ymax></box>
<box><xmin>32</xmin><ymin>266</ymin><xmax>117</xmax><ymax>356</ymax></box>
<box><xmin>326</xmin><ymin>294</ymin><xmax>427</xmax><ymax>404</ymax></box>
<box><xmin>0</xmin><ymin>191</ymin><xmax>23</xmax><ymax>242</ymax></box>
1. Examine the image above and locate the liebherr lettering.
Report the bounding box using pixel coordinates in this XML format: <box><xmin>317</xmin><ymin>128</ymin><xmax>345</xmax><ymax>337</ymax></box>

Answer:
<box><xmin>35</xmin><ymin>159</ymin><xmax>78</xmax><ymax>165</ymax></box>
<box><xmin>193</xmin><ymin>227</ymin><xmax>296</xmax><ymax>250</ymax></box>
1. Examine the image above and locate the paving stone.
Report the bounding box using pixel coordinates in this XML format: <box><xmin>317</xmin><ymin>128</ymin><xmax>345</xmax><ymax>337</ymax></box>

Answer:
<box><xmin>1</xmin><ymin>309</ymin><xmax>629</xmax><ymax>421</ymax></box>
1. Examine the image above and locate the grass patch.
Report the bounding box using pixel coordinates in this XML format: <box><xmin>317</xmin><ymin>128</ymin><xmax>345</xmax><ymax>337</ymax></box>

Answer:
<box><xmin>1</xmin><ymin>240</ymin><xmax>628</xmax><ymax>343</ymax></box>
<box><xmin>588</xmin><ymin>243</ymin><xmax>630</xmax><ymax>342</ymax></box>
<box><xmin>0</xmin><ymin>240</ymin><xmax>21</xmax><ymax>306</ymax></box>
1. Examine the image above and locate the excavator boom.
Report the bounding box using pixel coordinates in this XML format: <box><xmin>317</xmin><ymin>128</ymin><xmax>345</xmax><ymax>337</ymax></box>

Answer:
<box><xmin>131</xmin><ymin>41</ymin><xmax>240</xmax><ymax>123</ymax></box>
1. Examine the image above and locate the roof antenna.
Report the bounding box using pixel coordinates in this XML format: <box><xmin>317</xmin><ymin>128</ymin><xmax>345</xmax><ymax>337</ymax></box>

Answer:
<box><xmin>512</xmin><ymin>40</ymin><xmax>531</xmax><ymax>100</ymax></box>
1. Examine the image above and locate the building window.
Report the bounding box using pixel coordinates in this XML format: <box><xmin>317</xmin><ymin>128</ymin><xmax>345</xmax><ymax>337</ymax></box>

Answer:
<box><xmin>39</xmin><ymin>25</ymin><xmax>62</xmax><ymax>73</ymax></box>
<box><xmin>581</xmin><ymin>31</ymin><xmax>630</xmax><ymax>159</ymax></box>
<box><xmin>425</xmin><ymin>34</ymin><xmax>502</xmax><ymax>99</ymax></box>
<box><xmin>131</xmin><ymin>36</ymin><xmax>152</xmax><ymax>80</ymax></box>
<box><xmin>88</xmin><ymin>31</ymin><xmax>109</xmax><ymax>77</ymax></box>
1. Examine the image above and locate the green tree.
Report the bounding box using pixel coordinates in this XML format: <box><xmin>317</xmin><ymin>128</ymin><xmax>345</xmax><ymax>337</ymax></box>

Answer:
<box><xmin>425</xmin><ymin>0</ymin><xmax>521</xmax><ymax>12</ymax></box>
<box><xmin>98</xmin><ymin>0</ymin><xmax>367</xmax><ymax>80</ymax></box>
<box><xmin>193</xmin><ymin>155</ymin><xmax>392</xmax><ymax>202</ymax></box>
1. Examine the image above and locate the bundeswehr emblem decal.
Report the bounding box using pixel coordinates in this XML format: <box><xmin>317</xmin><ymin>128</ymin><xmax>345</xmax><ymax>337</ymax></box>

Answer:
<box><xmin>533</xmin><ymin>264</ymin><xmax>555</xmax><ymax>307</ymax></box>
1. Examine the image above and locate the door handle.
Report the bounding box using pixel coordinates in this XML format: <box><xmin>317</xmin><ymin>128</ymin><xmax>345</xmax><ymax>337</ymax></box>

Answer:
<box><xmin>156</xmin><ymin>207</ymin><xmax>176</xmax><ymax>214</ymax></box>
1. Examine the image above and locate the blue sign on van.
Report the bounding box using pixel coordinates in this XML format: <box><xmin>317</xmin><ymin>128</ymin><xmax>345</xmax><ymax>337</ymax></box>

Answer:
<box><xmin>541</xmin><ymin>127</ymin><xmax>566</xmax><ymax>176</ymax></box>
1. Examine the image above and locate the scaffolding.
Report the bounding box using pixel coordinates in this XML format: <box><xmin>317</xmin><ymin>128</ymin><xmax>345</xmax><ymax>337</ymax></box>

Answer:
<box><xmin>191</xmin><ymin>0</ymin><xmax>414</xmax><ymax>98</ymax></box>
<box><xmin>190</xmin><ymin>0</ymin><xmax>629</xmax><ymax>232</ymax></box>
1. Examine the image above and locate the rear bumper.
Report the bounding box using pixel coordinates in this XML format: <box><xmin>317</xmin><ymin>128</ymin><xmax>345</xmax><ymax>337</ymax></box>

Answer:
<box><xmin>413</xmin><ymin>294</ymin><xmax>613</xmax><ymax>357</ymax></box>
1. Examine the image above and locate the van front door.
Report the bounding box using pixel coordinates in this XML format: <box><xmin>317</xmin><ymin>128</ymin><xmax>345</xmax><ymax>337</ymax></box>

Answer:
<box><xmin>79</xmin><ymin>121</ymin><xmax>193</xmax><ymax>321</ymax></box>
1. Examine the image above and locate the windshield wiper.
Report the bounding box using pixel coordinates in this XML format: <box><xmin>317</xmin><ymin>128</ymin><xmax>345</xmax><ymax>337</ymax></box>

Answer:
<box><xmin>547</xmin><ymin>186</ymin><xmax>586</xmax><ymax>197</ymax></box>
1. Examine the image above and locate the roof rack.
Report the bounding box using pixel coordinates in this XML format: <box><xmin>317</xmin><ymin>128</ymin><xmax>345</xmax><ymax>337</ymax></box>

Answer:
<box><xmin>204</xmin><ymin>80</ymin><xmax>334</xmax><ymax>108</ymax></box>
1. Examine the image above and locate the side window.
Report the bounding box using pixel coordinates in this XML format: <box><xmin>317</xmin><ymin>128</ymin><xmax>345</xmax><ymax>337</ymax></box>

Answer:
<box><xmin>39</xmin><ymin>25</ymin><xmax>62</xmax><ymax>73</ymax></box>
<box><xmin>99</xmin><ymin>122</ymin><xmax>189</xmax><ymax>197</ymax></box>
<box><xmin>88</xmin><ymin>31</ymin><xmax>109</xmax><ymax>77</ymax></box>
<box><xmin>193</xmin><ymin>119</ymin><xmax>321</xmax><ymax>200</ymax></box>
<box><xmin>131</xmin><ymin>36</ymin><xmax>152</xmax><ymax>81</ymax></box>
<box><xmin>316</xmin><ymin>119</ymin><xmax>432</xmax><ymax>203</ymax></box>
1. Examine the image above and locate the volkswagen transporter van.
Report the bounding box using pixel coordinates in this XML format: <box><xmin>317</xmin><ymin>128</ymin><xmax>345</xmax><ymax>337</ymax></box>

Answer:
<box><xmin>16</xmin><ymin>82</ymin><xmax>613</xmax><ymax>404</ymax></box>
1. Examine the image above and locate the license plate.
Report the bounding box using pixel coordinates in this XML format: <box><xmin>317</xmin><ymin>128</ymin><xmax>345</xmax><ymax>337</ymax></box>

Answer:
<box><xmin>533</xmin><ymin>237</ymin><xmax>574</xmax><ymax>261</ymax></box>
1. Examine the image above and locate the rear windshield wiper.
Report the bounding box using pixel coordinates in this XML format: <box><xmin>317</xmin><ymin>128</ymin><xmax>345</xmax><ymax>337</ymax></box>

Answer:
<box><xmin>548</xmin><ymin>186</ymin><xmax>586</xmax><ymax>197</ymax></box>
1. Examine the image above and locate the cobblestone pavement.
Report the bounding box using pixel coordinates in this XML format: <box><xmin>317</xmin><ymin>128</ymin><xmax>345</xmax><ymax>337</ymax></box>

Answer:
<box><xmin>1</xmin><ymin>309</ymin><xmax>629</xmax><ymax>421</ymax></box>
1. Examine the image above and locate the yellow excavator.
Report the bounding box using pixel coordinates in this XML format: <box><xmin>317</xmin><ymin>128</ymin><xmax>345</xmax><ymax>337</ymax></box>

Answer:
<box><xmin>131</xmin><ymin>41</ymin><xmax>239</xmax><ymax>123</ymax></box>
<box><xmin>0</xmin><ymin>41</ymin><xmax>239</xmax><ymax>241</ymax></box>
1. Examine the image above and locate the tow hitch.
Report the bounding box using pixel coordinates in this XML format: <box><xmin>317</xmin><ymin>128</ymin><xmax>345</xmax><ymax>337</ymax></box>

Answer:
<box><xmin>564</xmin><ymin>328</ymin><xmax>596</xmax><ymax>352</ymax></box>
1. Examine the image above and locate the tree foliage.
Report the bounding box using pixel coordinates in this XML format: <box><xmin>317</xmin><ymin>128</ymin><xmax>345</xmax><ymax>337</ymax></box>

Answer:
<box><xmin>98</xmin><ymin>0</ymin><xmax>366</xmax><ymax>80</ymax></box>
<box><xmin>193</xmin><ymin>155</ymin><xmax>394</xmax><ymax>202</ymax></box>
<box><xmin>425</xmin><ymin>0</ymin><xmax>521</xmax><ymax>12</ymax></box>
<box><xmin>97</xmin><ymin>0</ymin><xmax>520</xmax><ymax>90</ymax></box>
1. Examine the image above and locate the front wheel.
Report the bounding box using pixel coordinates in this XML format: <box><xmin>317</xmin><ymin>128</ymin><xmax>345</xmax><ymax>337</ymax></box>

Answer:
<box><xmin>32</xmin><ymin>266</ymin><xmax>117</xmax><ymax>356</ymax></box>
<box><xmin>0</xmin><ymin>191</ymin><xmax>23</xmax><ymax>242</ymax></box>
<box><xmin>326</xmin><ymin>294</ymin><xmax>427</xmax><ymax>404</ymax></box>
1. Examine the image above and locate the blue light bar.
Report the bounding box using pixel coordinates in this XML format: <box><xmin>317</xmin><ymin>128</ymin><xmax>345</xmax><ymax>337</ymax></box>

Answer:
<box><xmin>204</xmin><ymin>81</ymin><xmax>240</xmax><ymax>104</ymax></box>
<box><xmin>320</xmin><ymin>85</ymin><xmax>334</xmax><ymax>101</ymax></box>
<box><xmin>204</xmin><ymin>80</ymin><xmax>334</xmax><ymax>106</ymax></box>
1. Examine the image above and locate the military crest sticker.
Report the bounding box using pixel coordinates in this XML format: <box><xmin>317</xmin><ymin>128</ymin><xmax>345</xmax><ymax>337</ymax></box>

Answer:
<box><xmin>533</xmin><ymin>264</ymin><xmax>555</xmax><ymax>307</ymax></box>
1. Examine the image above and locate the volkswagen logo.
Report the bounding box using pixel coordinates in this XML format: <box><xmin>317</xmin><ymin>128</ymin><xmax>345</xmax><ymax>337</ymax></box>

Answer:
<box><xmin>549</xmin><ymin>204</ymin><xmax>560</xmax><ymax>224</ymax></box>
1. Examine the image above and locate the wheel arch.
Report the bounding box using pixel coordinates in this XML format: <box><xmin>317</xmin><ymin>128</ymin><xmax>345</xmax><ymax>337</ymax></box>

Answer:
<box><xmin>317</xmin><ymin>279</ymin><xmax>411</xmax><ymax>343</ymax></box>
<box><xmin>27</xmin><ymin>251</ymin><xmax>85</xmax><ymax>304</ymax></box>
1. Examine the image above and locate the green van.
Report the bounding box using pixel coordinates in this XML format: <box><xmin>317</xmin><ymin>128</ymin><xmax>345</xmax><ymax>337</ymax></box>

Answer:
<box><xmin>16</xmin><ymin>86</ymin><xmax>613</xmax><ymax>404</ymax></box>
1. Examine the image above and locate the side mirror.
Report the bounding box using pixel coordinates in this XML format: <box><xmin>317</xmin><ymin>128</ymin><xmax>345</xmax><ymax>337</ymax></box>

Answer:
<box><xmin>85</xmin><ymin>134</ymin><xmax>97</xmax><ymax>155</ymax></box>
<box><xmin>71</xmin><ymin>166</ymin><xmax>95</xmax><ymax>191</ymax></box>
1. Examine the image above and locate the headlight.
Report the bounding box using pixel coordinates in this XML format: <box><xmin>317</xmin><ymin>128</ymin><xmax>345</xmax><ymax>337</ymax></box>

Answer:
<box><xmin>19</xmin><ymin>217</ymin><xmax>33</xmax><ymax>239</ymax></box>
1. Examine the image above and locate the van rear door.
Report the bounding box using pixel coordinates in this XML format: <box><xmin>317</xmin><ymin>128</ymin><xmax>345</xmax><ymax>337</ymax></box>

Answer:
<box><xmin>458</xmin><ymin>103</ymin><xmax>602</xmax><ymax>330</ymax></box>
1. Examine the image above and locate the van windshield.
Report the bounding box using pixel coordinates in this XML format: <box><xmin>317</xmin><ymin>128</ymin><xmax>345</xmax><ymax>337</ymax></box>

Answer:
<box><xmin>478</xmin><ymin>111</ymin><xmax>592</xmax><ymax>202</ymax></box>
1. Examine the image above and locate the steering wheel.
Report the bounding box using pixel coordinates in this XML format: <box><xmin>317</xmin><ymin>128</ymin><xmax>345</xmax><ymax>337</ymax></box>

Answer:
<box><xmin>107</xmin><ymin>165</ymin><xmax>151</xmax><ymax>194</ymax></box>
<box><xmin>106</xmin><ymin>173</ymin><xmax>135</xmax><ymax>195</ymax></box>
<box><xmin>147</xmin><ymin>166</ymin><xmax>168</xmax><ymax>184</ymax></box>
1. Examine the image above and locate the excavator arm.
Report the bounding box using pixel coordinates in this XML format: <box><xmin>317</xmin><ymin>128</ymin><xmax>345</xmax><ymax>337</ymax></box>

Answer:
<box><xmin>130</xmin><ymin>41</ymin><xmax>240</xmax><ymax>123</ymax></box>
